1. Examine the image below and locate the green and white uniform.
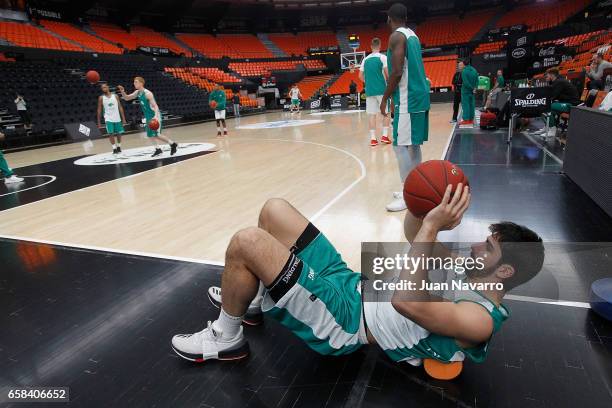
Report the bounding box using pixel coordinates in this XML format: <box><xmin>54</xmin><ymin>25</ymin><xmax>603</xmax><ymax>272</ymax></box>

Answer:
<box><xmin>102</xmin><ymin>93</ymin><xmax>124</xmax><ymax>135</ymax></box>
<box><xmin>461</xmin><ymin>65</ymin><xmax>479</xmax><ymax>121</ymax></box>
<box><xmin>0</xmin><ymin>150</ymin><xmax>15</xmax><ymax>178</ymax></box>
<box><xmin>365</xmin><ymin>289</ymin><xmax>509</xmax><ymax>365</ymax></box>
<box><xmin>387</xmin><ymin>27</ymin><xmax>430</xmax><ymax>146</ymax></box>
<box><xmin>360</xmin><ymin>52</ymin><xmax>388</xmax><ymax>114</ymax></box>
<box><xmin>262</xmin><ymin>224</ymin><xmax>366</xmax><ymax>355</ymax></box>
<box><xmin>289</xmin><ymin>87</ymin><xmax>301</xmax><ymax>107</ymax></box>
<box><xmin>137</xmin><ymin>89</ymin><xmax>161</xmax><ymax>137</ymax></box>
<box><xmin>209</xmin><ymin>89</ymin><xmax>227</xmax><ymax>120</ymax></box>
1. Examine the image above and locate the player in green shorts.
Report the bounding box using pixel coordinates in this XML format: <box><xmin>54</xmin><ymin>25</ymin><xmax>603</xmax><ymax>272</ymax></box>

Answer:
<box><xmin>0</xmin><ymin>131</ymin><xmax>24</xmax><ymax>184</ymax></box>
<box><xmin>171</xmin><ymin>184</ymin><xmax>544</xmax><ymax>368</ymax></box>
<box><xmin>118</xmin><ymin>77</ymin><xmax>178</xmax><ymax>157</ymax></box>
<box><xmin>288</xmin><ymin>84</ymin><xmax>302</xmax><ymax>114</ymax></box>
<box><xmin>97</xmin><ymin>83</ymin><xmax>127</xmax><ymax>155</ymax></box>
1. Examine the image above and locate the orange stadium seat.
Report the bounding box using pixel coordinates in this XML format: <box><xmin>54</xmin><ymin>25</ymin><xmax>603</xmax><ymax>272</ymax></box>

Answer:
<box><xmin>0</xmin><ymin>21</ymin><xmax>83</xmax><ymax>52</ymax></box>
<box><xmin>293</xmin><ymin>75</ymin><xmax>333</xmax><ymax>100</ymax></box>
<box><xmin>496</xmin><ymin>0</ymin><xmax>591</xmax><ymax>32</ymax></box>
<box><xmin>177</xmin><ymin>33</ymin><xmax>271</xmax><ymax>58</ymax></box>
<box><xmin>268</xmin><ymin>31</ymin><xmax>338</xmax><ymax>56</ymax></box>
<box><xmin>130</xmin><ymin>26</ymin><xmax>189</xmax><ymax>55</ymax></box>
<box><xmin>329</xmin><ymin>70</ymin><xmax>361</xmax><ymax>95</ymax></box>
<box><xmin>416</xmin><ymin>9</ymin><xmax>497</xmax><ymax>47</ymax></box>
<box><xmin>90</xmin><ymin>22</ymin><xmax>139</xmax><ymax>50</ymax></box>
<box><xmin>228</xmin><ymin>60</ymin><xmax>326</xmax><ymax>77</ymax></box>
<box><xmin>422</xmin><ymin>55</ymin><xmax>457</xmax><ymax>88</ymax></box>
<box><xmin>40</xmin><ymin>20</ymin><xmax>122</xmax><ymax>54</ymax></box>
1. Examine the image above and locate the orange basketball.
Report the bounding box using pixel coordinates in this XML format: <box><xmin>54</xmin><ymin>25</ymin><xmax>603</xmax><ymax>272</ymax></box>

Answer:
<box><xmin>210</xmin><ymin>100</ymin><xmax>218</xmax><ymax>109</ymax></box>
<box><xmin>404</xmin><ymin>160</ymin><xmax>469</xmax><ymax>218</ymax></box>
<box><xmin>148</xmin><ymin>118</ymin><xmax>160</xmax><ymax>131</ymax></box>
<box><xmin>86</xmin><ymin>70</ymin><xmax>100</xmax><ymax>84</ymax></box>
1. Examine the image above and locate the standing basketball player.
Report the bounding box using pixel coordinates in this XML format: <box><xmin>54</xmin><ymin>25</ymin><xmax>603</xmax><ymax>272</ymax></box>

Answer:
<box><xmin>289</xmin><ymin>84</ymin><xmax>302</xmax><ymax>113</ymax></box>
<box><xmin>97</xmin><ymin>84</ymin><xmax>127</xmax><ymax>155</ymax></box>
<box><xmin>209</xmin><ymin>85</ymin><xmax>228</xmax><ymax>137</ymax></box>
<box><xmin>117</xmin><ymin>77</ymin><xmax>178</xmax><ymax>157</ymax></box>
<box><xmin>0</xmin><ymin>131</ymin><xmax>24</xmax><ymax>184</ymax></box>
<box><xmin>359</xmin><ymin>37</ymin><xmax>391</xmax><ymax>146</ymax></box>
<box><xmin>381</xmin><ymin>3</ymin><xmax>430</xmax><ymax>212</ymax></box>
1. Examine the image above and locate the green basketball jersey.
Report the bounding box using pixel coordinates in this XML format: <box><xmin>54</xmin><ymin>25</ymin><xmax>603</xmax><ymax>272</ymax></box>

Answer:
<box><xmin>360</xmin><ymin>52</ymin><xmax>387</xmax><ymax>97</ymax></box>
<box><xmin>386</xmin><ymin>27</ymin><xmax>430</xmax><ymax>114</ymax></box>
<box><xmin>478</xmin><ymin>76</ymin><xmax>491</xmax><ymax>91</ymax></box>
<box><xmin>137</xmin><ymin>89</ymin><xmax>156</xmax><ymax>120</ymax></box>
<box><xmin>209</xmin><ymin>89</ymin><xmax>227</xmax><ymax>111</ymax></box>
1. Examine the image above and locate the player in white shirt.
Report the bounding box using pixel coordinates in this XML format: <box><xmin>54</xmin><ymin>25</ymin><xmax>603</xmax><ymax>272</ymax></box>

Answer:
<box><xmin>97</xmin><ymin>84</ymin><xmax>127</xmax><ymax>155</ymax></box>
<box><xmin>289</xmin><ymin>85</ymin><xmax>302</xmax><ymax>113</ymax></box>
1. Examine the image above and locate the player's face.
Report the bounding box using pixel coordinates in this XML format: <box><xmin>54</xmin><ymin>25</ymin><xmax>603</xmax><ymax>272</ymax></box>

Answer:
<box><xmin>458</xmin><ymin>62</ymin><xmax>465</xmax><ymax>71</ymax></box>
<box><xmin>134</xmin><ymin>79</ymin><xmax>143</xmax><ymax>90</ymax></box>
<box><xmin>101</xmin><ymin>84</ymin><xmax>109</xmax><ymax>93</ymax></box>
<box><xmin>469</xmin><ymin>235</ymin><xmax>503</xmax><ymax>277</ymax></box>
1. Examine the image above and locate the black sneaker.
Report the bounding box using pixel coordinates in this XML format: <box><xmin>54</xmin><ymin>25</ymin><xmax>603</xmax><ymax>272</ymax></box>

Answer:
<box><xmin>116</xmin><ymin>147</ymin><xmax>122</xmax><ymax>153</ymax></box>
<box><xmin>170</xmin><ymin>142</ymin><xmax>178</xmax><ymax>156</ymax></box>
<box><xmin>151</xmin><ymin>148</ymin><xmax>163</xmax><ymax>157</ymax></box>
<box><xmin>112</xmin><ymin>148</ymin><xmax>118</xmax><ymax>155</ymax></box>
<box><xmin>217</xmin><ymin>132</ymin><xmax>222</xmax><ymax>137</ymax></box>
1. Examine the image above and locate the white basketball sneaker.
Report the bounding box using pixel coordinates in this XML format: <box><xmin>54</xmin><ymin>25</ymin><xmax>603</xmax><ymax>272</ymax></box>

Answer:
<box><xmin>171</xmin><ymin>321</ymin><xmax>249</xmax><ymax>363</ymax></box>
<box><xmin>393</xmin><ymin>191</ymin><xmax>403</xmax><ymax>199</ymax></box>
<box><xmin>207</xmin><ymin>286</ymin><xmax>264</xmax><ymax>326</ymax></box>
<box><xmin>386</xmin><ymin>197</ymin><xmax>407</xmax><ymax>212</ymax></box>
<box><xmin>4</xmin><ymin>175</ymin><xmax>24</xmax><ymax>184</ymax></box>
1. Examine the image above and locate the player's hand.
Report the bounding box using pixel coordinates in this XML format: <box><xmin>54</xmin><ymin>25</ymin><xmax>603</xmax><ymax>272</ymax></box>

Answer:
<box><xmin>422</xmin><ymin>183</ymin><xmax>470</xmax><ymax>232</ymax></box>
<box><xmin>380</xmin><ymin>97</ymin><xmax>388</xmax><ymax>116</ymax></box>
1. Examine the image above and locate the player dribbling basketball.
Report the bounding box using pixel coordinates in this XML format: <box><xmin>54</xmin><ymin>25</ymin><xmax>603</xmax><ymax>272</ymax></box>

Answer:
<box><xmin>97</xmin><ymin>83</ymin><xmax>127</xmax><ymax>155</ymax></box>
<box><xmin>118</xmin><ymin>77</ymin><xmax>178</xmax><ymax>157</ymax></box>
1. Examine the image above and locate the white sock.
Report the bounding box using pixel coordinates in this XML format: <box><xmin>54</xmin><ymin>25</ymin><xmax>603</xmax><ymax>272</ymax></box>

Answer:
<box><xmin>369</xmin><ymin>129</ymin><xmax>376</xmax><ymax>140</ymax></box>
<box><xmin>216</xmin><ymin>307</ymin><xmax>243</xmax><ymax>339</ymax></box>
<box><xmin>117</xmin><ymin>142</ymin><xmax>121</xmax><ymax>147</ymax></box>
<box><xmin>112</xmin><ymin>144</ymin><xmax>116</xmax><ymax>149</ymax></box>
<box><xmin>382</xmin><ymin>127</ymin><xmax>389</xmax><ymax>137</ymax></box>
<box><xmin>223</xmin><ymin>128</ymin><xmax>227</xmax><ymax>132</ymax></box>
<box><xmin>217</xmin><ymin>127</ymin><xmax>221</xmax><ymax>133</ymax></box>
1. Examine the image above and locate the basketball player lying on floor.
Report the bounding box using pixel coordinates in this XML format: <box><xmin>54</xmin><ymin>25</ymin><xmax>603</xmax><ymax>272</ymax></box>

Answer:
<box><xmin>171</xmin><ymin>185</ymin><xmax>545</xmax><ymax>365</ymax></box>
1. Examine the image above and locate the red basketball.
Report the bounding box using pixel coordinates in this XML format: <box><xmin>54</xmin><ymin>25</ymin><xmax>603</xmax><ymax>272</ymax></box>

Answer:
<box><xmin>86</xmin><ymin>70</ymin><xmax>100</xmax><ymax>84</ymax></box>
<box><xmin>210</xmin><ymin>100</ymin><xmax>217</xmax><ymax>109</ymax></box>
<box><xmin>404</xmin><ymin>160</ymin><xmax>469</xmax><ymax>218</ymax></box>
<box><xmin>148</xmin><ymin>118</ymin><xmax>160</xmax><ymax>131</ymax></box>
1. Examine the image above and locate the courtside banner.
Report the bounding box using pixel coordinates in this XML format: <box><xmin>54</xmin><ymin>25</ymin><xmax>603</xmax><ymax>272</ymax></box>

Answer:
<box><xmin>360</xmin><ymin>242</ymin><xmax>612</xmax><ymax>303</ymax></box>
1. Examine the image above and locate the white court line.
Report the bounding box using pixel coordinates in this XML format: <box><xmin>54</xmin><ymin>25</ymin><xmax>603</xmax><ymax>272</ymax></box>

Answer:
<box><xmin>441</xmin><ymin>110</ymin><xmax>459</xmax><ymax>160</ymax></box>
<box><xmin>243</xmin><ymin>138</ymin><xmax>367</xmax><ymax>222</ymax></box>
<box><xmin>0</xmin><ymin>151</ymin><xmax>214</xmax><ymax>214</ymax></box>
<box><xmin>0</xmin><ymin>175</ymin><xmax>56</xmax><ymax>197</ymax></box>
<box><xmin>0</xmin><ymin>234</ymin><xmax>225</xmax><ymax>266</ymax></box>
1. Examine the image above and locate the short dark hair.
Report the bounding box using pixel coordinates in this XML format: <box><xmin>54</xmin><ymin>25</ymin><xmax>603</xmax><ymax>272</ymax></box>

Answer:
<box><xmin>387</xmin><ymin>3</ymin><xmax>407</xmax><ymax>23</ymax></box>
<box><xmin>371</xmin><ymin>37</ymin><xmax>381</xmax><ymax>48</ymax></box>
<box><xmin>545</xmin><ymin>68</ymin><xmax>559</xmax><ymax>77</ymax></box>
<box><xmin>489</xmin><ymin>222</ymin><xmax>544</xmax><ymax>291</ymax></box>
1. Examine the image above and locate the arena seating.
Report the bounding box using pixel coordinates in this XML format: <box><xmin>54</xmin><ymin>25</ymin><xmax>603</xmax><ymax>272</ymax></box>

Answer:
<box><xmin>495</xmin><ymin>0</ymin><xmax>592</xmax><ymax>32</ymax></box>
<box><xmin>0</xmin><ymin>21</ymin><xmax>83</xmax><ymax>52</ymax></box>
<box><xmin>176</xmin><ymin>33</ymin><xmax>271</xmax><ymax>58</ymax></box>
<box><xmin>423</xmin><ymin>55</ymin><xmax>457</xmax><ymax>88</ymax></box>
<box><xmin>268</xmin><ymin>31</ymin><xmax>338</xmax><ymax>56</ymax></box>
<box><xmin>130</xmin><ymin>26</ymin><xmax>189</xmax><ymax>55</ymax></box>
<box><xmin>328</xmin><ymin>70</ymin><xmax>361</xmax><ymax>95</ymax></box>
<box><xmin>346</xmin><ymin>26</ymin><xmax>389</xmax><ymax>53</ymax></box>
<box><xmin>293</xmin><ymin>75</ymin><xmax>334</xmax><ymax>100</ymax></box>
<box><xmin>228</xmin><ymin>60</ymin><xmax>326</xmax><ymax>77</ymax></box>
<box><xmin>190</xmin><ymin>67</ymin><xmax>242</xmax><ymax>84</ymax></box>
<box><xmin>90</xmin><ymin>22</ymin><xmax>139</xmax><ymax>50</ymax></box>
<box><xmin>40</xmin><ymin>20</ymin><xmax>122</xmax><ymax>55</ymax></box>
<box><xmin>473</xmin><ymin>41</ymin><xmax>506</xmax><ymax>55</ymax></box>
<box><xmin>541</xmin><ymin>30</ymin><xmax>606</xmax><ymax>47</ymax></box>
<box><xmin>416</xmin><ymin>9</ymin><xmax>497</xmax><ymax>47</ymax></box>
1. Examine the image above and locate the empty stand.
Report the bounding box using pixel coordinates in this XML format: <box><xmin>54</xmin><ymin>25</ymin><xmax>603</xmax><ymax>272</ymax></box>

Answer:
<box><xmin>293</xmin><ymin>75</ymin><xmax>333</xmax><ymax>100</ymax></box>
<box><xmin>228</xmin><ymin>60</ymin><xmax>326</xmax><ymax>77</ymax></box>
<box><xmin>40</xmin><ymin>20</ymin><xmax>122</xmax><ymax>54</ymax></box>
<box><xmin>0</xmin><ymin>21</ymin><xmax>83</xmax><ymax>52</ymax></box>
<box><xmin>346</xmin><ymin>26</ymin><xmax>390</xmax><ymax>53</ymax></box>
<box><xmin>416</xmin><ymin>9</ymin><xmax>497</xmax><ymax>47</ymax></box>
<box><xmin>130</xmin><ymin>26</ymin><xmax>189</xmax><ymax>55</ymax></box>
<box><xmin>268</xmin><ymin>31</ymin><xmax>338</xmax><ymax>56</ymax></box>
<box><xmin>422</xmin><ymin>55</ymin><xmax>457</xmax><ymax>88</ymax></box>
<box><xmin>177</xmin><ymin>33</ymin><xmax>271</xmax><ymax>58</ymax></box>
<box><xmin>328</xmin><ymin>70</ymin><xmax>361</xmax><ymax>95</ymax></box>
<box><xmin>496</xmin><ymin>0</ymin><xmax>591</xmax><ymax>32</ymax></box>
<box><xmin>90</xmin><ymin>22</ymin><xmax>139</xmax><ymax>50</ymax></box>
